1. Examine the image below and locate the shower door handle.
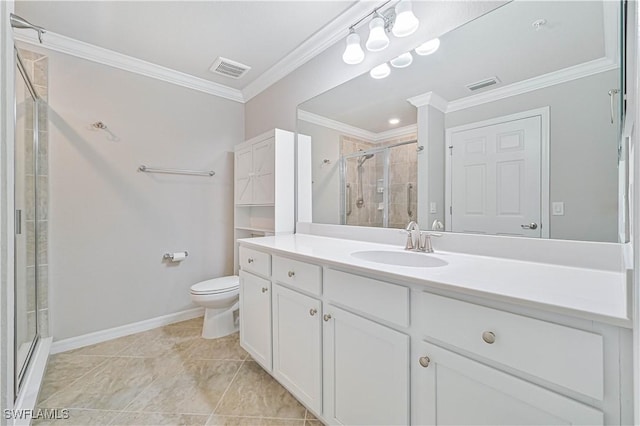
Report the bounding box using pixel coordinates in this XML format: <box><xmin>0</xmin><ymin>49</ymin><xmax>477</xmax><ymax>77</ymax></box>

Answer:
<box><xmin>407</xmin><ymin>183</ymin><xmax>413</xmax><ymax>217</ymax></box>
<box><xmin>15</xmin><ymin>209</ymin><xmax>21</xmax><ymax>235</ymax></box>
<box><xmin>346</xmin><ymin>184</ymin><xmax>352</xmax><ymax>216</ymax></box>
<box><xmin>609</xmin><ymin>89</ymin><xmax>620</xmax><ymax>124</ymax></box>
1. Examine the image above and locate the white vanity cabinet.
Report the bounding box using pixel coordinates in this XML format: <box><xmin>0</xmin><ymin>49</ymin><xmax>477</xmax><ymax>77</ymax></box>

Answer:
<box><xmin>322</xmin><ymin>304</ymin><xmax>410</xmax><ymax>425</ymax></box>
<box><xmin>272</xmin><ymin>283</ymin><xmax>322</xmax><ymax>413</ymax></box>
<box><xmin>414</xmin><ymin>341</ymin><xmax>603</xmax><ymax>425</ymax></box>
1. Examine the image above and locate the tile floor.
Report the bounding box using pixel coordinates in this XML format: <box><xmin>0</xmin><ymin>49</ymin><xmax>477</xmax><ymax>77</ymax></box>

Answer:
<box><xmin>35</xmin><ymin>317</ymin><xmax>323</xmax><ymax>426</ymax></box>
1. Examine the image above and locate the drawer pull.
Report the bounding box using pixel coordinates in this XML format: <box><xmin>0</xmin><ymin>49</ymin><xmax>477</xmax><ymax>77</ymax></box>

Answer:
<box><xmin>419</xmin><ymin>356</ymin><xmax>431</xmax><ymax>368</ymax></box>
<box><xmin>247</xmin><ymin>258</ymin><xmax>254</xmax><ymax>264</ymax></box>
<box><xmin>323</xmin><ymin>314</ymin><xmax>332</xmax><ymax>322</ymax></box>
<box><xmin>288</xmin><ymin>270</ymin><xmax>295</xmax><ymax>278</ymax></box>
<box><xmin>309</xmin><ymin>308</ymin><xmax>317</xmax><ymax>316</ymax></box>
<box><xmin>482</xmin><ymin>331</ymin><xmax>496</xmax><ymax>344</ymax></box>
<box><xmin>261</xmin><ymin>287</ymin><xmax>268</xmax><ymax>293</ymax></box>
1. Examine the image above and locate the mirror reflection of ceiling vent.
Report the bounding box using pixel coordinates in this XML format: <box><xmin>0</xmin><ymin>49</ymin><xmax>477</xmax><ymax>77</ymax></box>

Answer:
<box><xmin>466</xmin><ymin>76</ymin><xmax>501</xmax><ymax>91</ymax></box>
<box><xmin>209</xmin><ymin>57</ymin><xmax>251</xmax><ymax>79</ymax></box>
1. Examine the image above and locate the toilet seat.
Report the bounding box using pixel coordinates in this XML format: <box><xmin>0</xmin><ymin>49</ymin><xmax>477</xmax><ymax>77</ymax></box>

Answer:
<box><xmin>190</xmin><ymin>275</ymin><xmax>239</xmax><ymax>295</ymax></box>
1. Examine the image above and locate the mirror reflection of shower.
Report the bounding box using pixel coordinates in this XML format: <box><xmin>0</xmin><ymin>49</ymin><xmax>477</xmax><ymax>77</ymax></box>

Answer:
<box><xmin>340</xmin><ymin>137</ymin><xmax>418</xmax><ymax>228</ymax></box>
<box><xmin>356</xmin><ymin>153</ymin><xmax>374</xmax><ymax>208</ymax></box>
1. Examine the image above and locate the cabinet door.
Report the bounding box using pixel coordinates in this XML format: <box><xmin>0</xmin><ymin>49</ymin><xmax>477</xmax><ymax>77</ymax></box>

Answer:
<box><xmin>323</xmin><ymin>305</ymin><xmax>409</xmax><ymax>425</ymax></box>
<box><xmin>414</xmin><ymin>340</ymin><xmax>603</xmax><ymax>425</ymax></box>
<box><xmin>239</xmin><ymin>271</ymin><xmax>272</xmax><ymax>371</ymax></box>
<box><xmin>235</xmin><ymin>147</ymin><xmax>253</xmax><ymax>204</ymax></box>
<box><xmin>272</xmin><ymin>284</ymin><xmax>322</xmax><ymax>413</ymax></box>
<box><xmin>252</xmin><ymin>137</ymin><xmax>275</xmax><ymax>204</ymax></box>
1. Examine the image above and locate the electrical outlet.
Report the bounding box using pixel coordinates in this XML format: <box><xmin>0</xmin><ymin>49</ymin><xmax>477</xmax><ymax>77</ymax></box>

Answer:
<box><xmin>552</xmin><ymin>202</ymin><xmax>564</xmax><ymax>216</ymax></box>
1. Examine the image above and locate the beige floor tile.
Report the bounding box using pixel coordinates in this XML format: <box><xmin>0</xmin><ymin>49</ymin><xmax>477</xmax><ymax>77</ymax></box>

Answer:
<box><xmin>207</xmin><ymin>415</ymin><xmax>304</xmax><ymax>426</ymax></box>
<box><xmin>185</xmin><ymin>332</ymin><xmax>248</xmax><ymax>361</ymax></box>
<box><xmin>32</xmin><ymin>408</ymin><xmax>119</xmax><ymax>425</ymax></box>
<box><xmin>304</xmin><ymin>420</ymin><xmax>323</xmax><ymax>426</ymax></box>
<box><xmin>118</xmin><ymin>327</ymin><xmax>200</xmax><ymax>358</ymax></box>
<box><xmin>37</xmin><ymin>354</ymin><xmax>110</xmax><ymax>403</ymax></box>
<box><xmin>40</xmin><ymin>357</ymin><xmax>159</xmax><ymax>410</ymax></box>
<box><xmin>124</xmin><ymin>360</ymin><xmax>242</xmax><ymax>415</ymax></box>
<box><xmin>65</xmin><ymin>333</ymin><xmax>140</xmax><ymax>356</ymax></box>
<box><xmin>167</xmin><ymin>317</ymin><xmax>205</xmax><ymax>329</ymax></box>
<box><xmin>215</xmin><ymin>361</ymin><xmax>306</xmax><ymax>419</ymax></box>
<box><xmin>112</xmin><ymin>412</ymin><xmax>209</xmax><ymax>425</ymax></box>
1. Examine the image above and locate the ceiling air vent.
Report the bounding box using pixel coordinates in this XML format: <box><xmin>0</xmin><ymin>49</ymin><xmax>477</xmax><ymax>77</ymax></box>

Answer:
<box><xmin>209</xmin><ymin>57</ymin><xmax>251</xmax><ymax>79</ymax></box>
<box><xmin>466</xmin><ymin>76</ymin><xmax>501</xmax><ymax>92</ymax></box>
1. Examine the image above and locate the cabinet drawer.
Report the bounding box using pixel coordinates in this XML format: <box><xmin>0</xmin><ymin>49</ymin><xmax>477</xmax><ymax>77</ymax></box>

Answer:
<box><xmin>421</xmin><ymin>293</ymin><xmax>603</xmax><ymax>400</ymax></box>
<box><xmin>273</xmin><ymin>255</ymin><xmax>322</xmax><ymax>296</ymax></box>
<box><xmin>239</xmin><ymin>246</ymin><xmax>271</xmax><ymax>278</ymax></box>
<box><xmin>324</xmin><ymin>269</ymin><xmax>409</xmax><ymax>327</ymax></box>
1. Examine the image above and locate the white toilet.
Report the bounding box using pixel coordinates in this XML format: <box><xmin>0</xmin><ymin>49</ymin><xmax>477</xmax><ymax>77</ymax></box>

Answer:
<box><xmin>190</xmin><ymin>275</ymin><xmax>240</xmax><ymax>339</ymax></box>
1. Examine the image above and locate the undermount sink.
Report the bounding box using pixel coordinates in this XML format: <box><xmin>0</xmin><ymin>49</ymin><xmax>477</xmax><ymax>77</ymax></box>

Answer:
<box><xmin>351</xmin><ymin>250</ymin><xmax>448</xmax><ymax>268</ymax></box>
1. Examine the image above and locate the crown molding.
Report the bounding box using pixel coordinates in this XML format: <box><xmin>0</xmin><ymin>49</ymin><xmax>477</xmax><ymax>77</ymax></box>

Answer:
<box><xmin>242</xmin><ymin>1</ymin><xmax>387</xmax><ymax>102</ymax></box>
<box><xmin>298</xmin><ymin>110</ymin><xmax>416</xmax><ymax>143</ymax></box>
<box><xmin>446</xmin><ymin>57</ymin><xmax>618</xmax><ymax>113</ymax></box>
<box><xmin>407</xmin><ymin>91</ymin><xmax>448</xmax><ymax>112</ymax></box>
<box><xmin>13</xmin><ymin>29</ymin><xmax>245</xmax><ymax>103</ymax></box>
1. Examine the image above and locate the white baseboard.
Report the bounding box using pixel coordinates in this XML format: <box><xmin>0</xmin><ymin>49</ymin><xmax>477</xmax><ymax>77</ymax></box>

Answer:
<box><xmin>50</xmin><ymin>307</ymin><xmax>204</xmax><ymax>355</ymax></box>
<box><xmin>13</xmin><ymin>337</ymin><xmax>52</xmax><ymax>426</ymax></box>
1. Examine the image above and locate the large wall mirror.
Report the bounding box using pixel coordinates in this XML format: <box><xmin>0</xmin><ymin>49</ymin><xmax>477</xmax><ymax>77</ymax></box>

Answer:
<box><xmin>298</xmin><ymin>0</ymin><xmax>626</xmax><ymax>243</ymax></box>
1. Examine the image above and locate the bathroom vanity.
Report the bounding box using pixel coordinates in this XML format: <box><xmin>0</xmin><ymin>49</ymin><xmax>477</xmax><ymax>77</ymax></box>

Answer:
<box><xmin>238</xmin><ymin>232</ymin><xmax>632</xmax><ymax>425</ymax></box>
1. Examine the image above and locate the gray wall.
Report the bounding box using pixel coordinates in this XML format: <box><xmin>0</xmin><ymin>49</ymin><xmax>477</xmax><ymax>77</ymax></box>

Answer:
<box><xmin>446</xmin><ymin>70</ymin><xmax>619</xmax><ymax>242</ymax></box>
<box><xmin>245</xmin><ymin>2</ymin><xmax>505</xmax><ymax>139</ymax></box>
<box><xmin>47</xmin><ymin>51</ymin><xmax>243</xmax><ymax>340</ymax></box>
<box><xmin>297</xmin><ymin>120</ymin><xmax>341</xmax><ymax>224</ymax></box>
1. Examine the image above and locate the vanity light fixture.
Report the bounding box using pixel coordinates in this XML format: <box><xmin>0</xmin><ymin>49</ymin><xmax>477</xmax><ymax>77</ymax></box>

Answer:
<box><xmin>343</xmin><ymin>28</ymin><xmax>365</xmax><ymax>64</ymax></box>
<box><xmin>370</xmin><ymin>62</ymin><xmax>391</xmax><ymax>79</ymax></box>
<box><xmin>392</xmin><ymin>0</ymin><xmax>419</xmax><ymax>37</ymax></box>
<box><xmin>342</xmin><ymin>0</ymin><xmax>420</xmax><ymax>64</ymax></box>
<box><xmin>415</xmin><ymin>38</ymin><xmax>440</xmax><ymax>55</ymax></box>
<box><xmin>390</xmin><ymin>52</ymin><xmax>413</xmax><ymax>68</ymax></box>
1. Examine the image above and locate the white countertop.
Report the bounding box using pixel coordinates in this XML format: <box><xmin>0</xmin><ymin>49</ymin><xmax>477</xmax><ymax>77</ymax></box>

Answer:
<box><xmin>239</xmin><ymin>233</ymin><xmax>631</xmax><ymax>328</ymax></box>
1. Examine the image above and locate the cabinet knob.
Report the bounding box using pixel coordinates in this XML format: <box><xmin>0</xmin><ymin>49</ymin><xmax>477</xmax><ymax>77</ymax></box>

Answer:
<box><xmin>419</xmin><ymin>356</ymin><xmax>431</xmax><ymax>368</ymax></box>
<box><xmin>247</xmin><ymin>258</ymin><xmax>254</xmax><ymax>264</ymax></box>
<box><xmin>482</xmin><ymin>331</ymin><xmax>496</xmax><ymax>344</ymax></box>
<box><xmin>309</xmin><ymin>308</ymin><xmax>317</xmax><ymax>316</ymax></box>
<box><xmin>323</xmin><ymin>314</ymin><xmax>332</xmax><ymax>322</ymax></box>
<box><xmin>261</xmin><ymin>287</ymin><xmax>268</xmax><ymax>293</ymax></box>
<box><xmin>288</xmin><ymin>270</ymin><xmax>295</xmax><ymax>278</ymax></box>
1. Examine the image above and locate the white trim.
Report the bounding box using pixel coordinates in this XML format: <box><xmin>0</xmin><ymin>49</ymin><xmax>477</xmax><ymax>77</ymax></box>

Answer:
<box><xmin>407</xmin><ymin>91</ymin><xmax>448</xmax><ymax>113</ymax></box>
<box><xmin>12</xmin><ymin>337</ymin><xmax>51</xmax><ymax>426</ymax></box>
<box><xmin>13</xmin><ymin>30</ymin><xmax>245</xmax><ymax>103</ymax></box>
<box><xmin>49</xmin><ymin>307</ymin><xmax>204</xmax><ymax>355</ymax></box>
<box><xmin>242</xmin><ymin>1</ymin><xmax>386</xmax><ymax>102</ymax></box>
<box><xmin>445</xmin><ymin>107</ymin><xmax>551</xmax><ymax>239</ymax></box>
<box><xmin>446</xmin><ymin>57</ymin><xmax>618</xmax><ymax>113</ymax></box>
<box><xmin>298</xmin><ymin>110</ymin><xmax>417</xmax><ymax>143</ymax></box>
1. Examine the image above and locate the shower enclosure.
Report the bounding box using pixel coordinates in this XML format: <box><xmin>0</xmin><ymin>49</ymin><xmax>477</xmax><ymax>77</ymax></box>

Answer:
<box><xmin>340</xmin><ymin>140</ymin><xmax>418</xmax><ymax>229</ymax></box>
<box><xmin>14</xmin><ymin>49</ymin><xmax>42</xmax><ymax>396</ymax></box>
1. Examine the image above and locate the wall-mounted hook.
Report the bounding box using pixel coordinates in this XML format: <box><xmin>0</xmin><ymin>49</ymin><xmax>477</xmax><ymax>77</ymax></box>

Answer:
<box><xmin>91</xmin><ymin>121</ymin><xmax>120</xmax><ymax>141</ymax></box>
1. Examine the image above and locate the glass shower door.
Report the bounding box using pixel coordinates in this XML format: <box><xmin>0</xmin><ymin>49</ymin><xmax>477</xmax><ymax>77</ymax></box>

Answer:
<box><xmin>14</xmin><ymin>51</ymin><xmax>39</xmax><ymax>394</ymax></box>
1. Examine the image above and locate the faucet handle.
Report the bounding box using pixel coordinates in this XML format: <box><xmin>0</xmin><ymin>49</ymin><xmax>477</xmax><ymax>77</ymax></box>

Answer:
<box><xmin>405</xmin><ymin>232</ymin><xmax>416</xmax><ymax>250</ymax></box>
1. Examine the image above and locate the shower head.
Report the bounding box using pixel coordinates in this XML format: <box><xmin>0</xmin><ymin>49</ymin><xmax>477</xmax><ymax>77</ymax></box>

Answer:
<box><xmin>357</xmin><ymin>153</ymin><xmax>374</xmax><ymax>166</ymax></box>
<box><xmin>10</xmin><ymin>14</ymin><xmax>46</xmax><ymax>43</ymax></box>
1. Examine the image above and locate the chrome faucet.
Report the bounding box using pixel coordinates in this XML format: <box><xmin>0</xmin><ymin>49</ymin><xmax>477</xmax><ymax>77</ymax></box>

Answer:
<box><xmin>405</xmin><ymin>221</ymin><xmax>437</xmax><ymax>253</ymax></box>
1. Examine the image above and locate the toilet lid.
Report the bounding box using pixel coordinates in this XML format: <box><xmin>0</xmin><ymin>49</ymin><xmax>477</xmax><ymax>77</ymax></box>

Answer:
<box><xmin>190</xmin><ymin>275</ymin><xmax>239</xmax><ymax>295</ymax></box>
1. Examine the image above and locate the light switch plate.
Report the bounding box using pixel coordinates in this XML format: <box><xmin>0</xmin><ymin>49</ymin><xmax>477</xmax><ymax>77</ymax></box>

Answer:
<box><xmin>552</xmin><ymin>202</ymin><xmax>564</xmax><ymax>216</ymax></box>
<box><xmin>429</xmin><ymin>202</ymin><xmax>437</xmax><ymax>214</ymax></box>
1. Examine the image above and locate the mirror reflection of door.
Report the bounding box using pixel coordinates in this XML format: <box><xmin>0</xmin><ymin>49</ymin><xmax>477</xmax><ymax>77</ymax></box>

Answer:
<box><xmin>447</xmin><ymin>109</ymin><xmax>548</xmax><ymax>237</ymax></box>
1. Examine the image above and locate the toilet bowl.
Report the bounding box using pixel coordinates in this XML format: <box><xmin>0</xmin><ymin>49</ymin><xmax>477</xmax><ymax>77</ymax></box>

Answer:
<box><xmin>190</xmin><ymin>275</ymin><xmax>239</xmax><ymax>339</ymax></box>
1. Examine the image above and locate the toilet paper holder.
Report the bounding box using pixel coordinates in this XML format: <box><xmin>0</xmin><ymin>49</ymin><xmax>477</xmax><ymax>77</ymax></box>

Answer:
<box><xmin>163</xmin><ymin>251</ymin><xmax>189</xmax><ymax>261</ymax></box>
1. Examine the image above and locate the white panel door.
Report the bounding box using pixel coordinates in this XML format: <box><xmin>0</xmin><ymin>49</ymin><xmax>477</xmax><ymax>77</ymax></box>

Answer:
<box><xmin>252</xmin><ymin>137</ymin><xmax>275</xmax><ymax>204</ymax></box>
<box><xmin>239</xmin><ymin>271</ymin><xmax>272</xmax><ymax>371</ymax></box>
<box><xmin>235</xmin><ymin>147</ymin><xmax>253</xmax><ymax>205</ymax></box>
<box><xmin>323</xmin><ymin>305</ymin><xmax>409</xmax><ymax>425</ymax></box>
<box><xmin>414</xmin><ymin>341</ymin><xmax>603</xmax><ymax>425</ymax></box>
<box><xmin>450</xmin><ymin>115</ymin><xmax>542</xmax><ymax>236</ymax></box>
<box><xmin>272</xmin><ymin>284</ymin><xmax>322</xmax><ymax>414</ymax></box>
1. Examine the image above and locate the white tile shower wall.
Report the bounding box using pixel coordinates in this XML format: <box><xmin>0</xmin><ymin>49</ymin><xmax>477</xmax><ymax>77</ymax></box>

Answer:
<box><xmin>40</xmin><ymin>48</ymin><xmax>243</xmax><ymax>340</ymax></box>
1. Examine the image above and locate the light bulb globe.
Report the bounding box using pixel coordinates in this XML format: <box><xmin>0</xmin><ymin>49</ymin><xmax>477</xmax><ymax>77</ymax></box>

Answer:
<box><xmin>342</xmin><ymin>32</ymin><xmax>365</xmax><ymax>64</ymax></box>
<box><xmin>370</xmin><ymin>63</ymin><xmax>391</xmax><ymax>79</ymax></box>
<box><xmin>392</xmin><ymin>0</ymin><xmax>419</xmax><ymax>37</ymax></box>
<box><xmin>366</xmin><ymin>17</ymin><xmax>389</xmax><ymax>52</ymax></box>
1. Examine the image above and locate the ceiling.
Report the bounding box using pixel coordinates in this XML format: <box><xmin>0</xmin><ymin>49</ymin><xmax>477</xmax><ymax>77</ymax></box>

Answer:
<box><xmin>300</xmin><ymin>0</ymin><xmax>615</xmax><ymax>134</ymax></box>
<box><xmin>14</xmin><ymin>1</ymin><xmax>355</xmax><ymax>91</ymax></box>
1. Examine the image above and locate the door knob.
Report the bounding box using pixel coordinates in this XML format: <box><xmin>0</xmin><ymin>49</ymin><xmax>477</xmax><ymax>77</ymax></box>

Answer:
<box><xmin>323</xmin><ymin>314</ymin><xmax>332</xmax><ymax>322</ymax></box>
<box><xmin>520</xmin><ymin>223</ymin><xmax>538</xmax><ymax>230</ymax></box>
<box><xmin>419</xmin><ymin>356</ymin><xmax>431</xmax><ymax>368</ymax></box>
